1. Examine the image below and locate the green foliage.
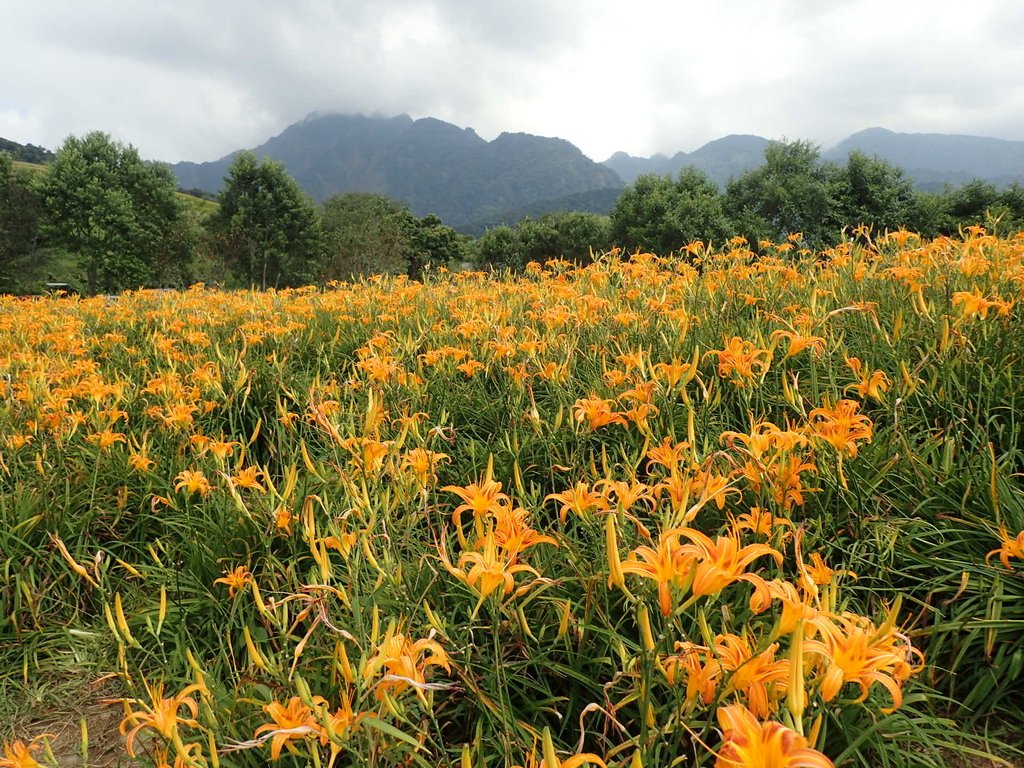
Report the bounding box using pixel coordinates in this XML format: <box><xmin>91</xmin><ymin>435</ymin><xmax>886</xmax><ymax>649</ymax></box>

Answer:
<box><xmin>0</xmin><ymin>152</ymin><xmax>46</xmax><ymax>293</ymax></box>
<box><xmin>40</xmin><ymin>132</ymin><xmax>195</xmax><ymax>293</ymax></box>
<box><xmin>460</xmin><ymin>187</ymin><xmax>622</xmax><ymax>237</ymax></box>
<box><xmin>321</xmin><ymin>193</ymin><xmax>415</xmax><ymax>278</ymax></box>
<box><xmin>321</xmin><ymin>193</ymin><xmax>469</xmax><ymax>280</ymax></box>
<box><xmin>610</xmin><ymin>169</ymin><xmax>731</xmax><ymax>253</ymax></box>
<box><xmin>207</xmin><ymin>151</ymin><xmax>325</xmax><ymax>289</ymax></box>
<box><xmin>476</xmin><ymin>211</ymin><xmax>611</xmax><ymax>270</ymax></box>
<box><xmin>406</xmin><ymin>213</ymin><xmax>469</xmax><ymax>279</ymax></box>
<box><xmin>832</xmin><ymin>151</ymin><xmax>917</xmax><ymax>232</ymax></box>
<box><xmin>724</xmin><ymin>139</ymin><xmax>841</xmax><ymax>246</ymax></box>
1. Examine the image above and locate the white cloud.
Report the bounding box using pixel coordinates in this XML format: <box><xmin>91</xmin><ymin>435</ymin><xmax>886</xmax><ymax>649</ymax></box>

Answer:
<box><xmin>1</xmin><ymin>0</ymin><xmax>1021</xmax><ymax>162</ymax></box>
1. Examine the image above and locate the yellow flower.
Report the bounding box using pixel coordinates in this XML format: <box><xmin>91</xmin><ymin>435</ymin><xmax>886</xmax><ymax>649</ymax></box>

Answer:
<box><xmin>805</xmin><ymin>610</ymin><xmax>922</xmax><ymax>712</ymax></box>
<box><xmin>364</xmin><ymin>626</ymin><xmax>451</xmax><ymax>700</ymax></box>
<box><xmin>808</xmin><ymin>399</ymin><xmax>872</xmax><ymax>457</ymax></box>
<box><xmin>214</xmin><ymin>565</ymin><xmax>252</xmax><ymax>597</ymax></box>
<box><xmin>675</xmin><ymin>528</ymin><xmax>782</xmax><ymax>599</ymax></box>
<box><xmin>253</xmin><ymin>696</ymin><xmax>320</xmax><ymax>761</ymax></box>
<box><xmin>0</xmin><ymin>736</ymin><xmax>50</xmax><ymax>768</ymax></box>
<box><xmin>174</xmin><ymin>469</ymin><xmax>212</xmax><ymax>497</ymax></box>
<box><xmin>987</xmin><ymin>527</ymin><xmax>1024</xmax><ymax>569</ymax></box>
<box><xmin>118</xmin><ymin>680</ymin><xmax>204</xmax><ymax>758</ymax></box>
<box><xmin>231</xmin><ymin>466</ymin><xmax>266</xmax><ymax>493</ymax></box>
<box><xmin>715</xmin><ymin>703</ymin><xmax>834</xmax><ymax>767</ymax></box>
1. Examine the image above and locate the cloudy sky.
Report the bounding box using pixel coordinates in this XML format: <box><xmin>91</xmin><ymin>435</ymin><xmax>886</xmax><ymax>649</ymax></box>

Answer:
<box><xmin>3</xmin><ymin>0</ymin><xmax>1023</xmax><ymax>164</ymax></box>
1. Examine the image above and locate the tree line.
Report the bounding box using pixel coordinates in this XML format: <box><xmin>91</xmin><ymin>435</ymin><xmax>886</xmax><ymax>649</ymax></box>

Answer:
<box><xmin>3</xmin><ymin>131</ymin><xmax>1024</xmax><ymax>294</ymax></box>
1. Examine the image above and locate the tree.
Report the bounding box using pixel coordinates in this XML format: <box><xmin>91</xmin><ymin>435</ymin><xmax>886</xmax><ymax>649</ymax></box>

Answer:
<box><xmin>832</xmin><ymin>151</ymin><xmax>916</xmax><ymax>233</ymax></box>
<box><xmin>475</xmin><ymin>225</ymin><xmax>524</xmax><ymax>271</ymax></box>
<box><xmin>474</xmin><ymin>212</ymin><xmax>611</xmax><ymax>271</ymax></box>
<box><xmin>610</xmin><ymin>169</ymin><xmax>730</xmax><ymax>254</ymax></box>
<box><xmin>321</xmin><ymin>194</ymin><xmax>469</xmax><ymax>280</ymax></box>
<box><xmin>0</xmin><ymin>152</ymin><xmax>44</xmax><ymax>293</ymax></box>
<box><xmin>40</xmin><ymin>132</ymin><xmax>194</xmax><ymax>293</ymax></box>
<box><xmin>406</xmin><ymin>213</ymin><xmax>469</xmax><ymax>279</ymax></box>
<box><xmin>724</xmin><ymin>140</ymin><xmax>840</xmax><ymax>247</ymax></box>
<box><xmin>207</xmin><ymin>152</ymin><xmax>324</xmax><ymax>289</ymax></box>
<box><xmin>321</xmin><ymin>193</ymin><xmax>414</xmax><ymax>279</ymax></box>
<box><xmin>947</xmin><ymin>179</ymin><xmax>1001</xmax><ymax>225</ymax></box>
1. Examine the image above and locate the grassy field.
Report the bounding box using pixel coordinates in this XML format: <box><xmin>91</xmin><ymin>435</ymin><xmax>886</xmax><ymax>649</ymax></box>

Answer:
<box><xmin>1</xmin><ymin>231</ymin><xmax>1023</xmax><ymax>767</ymax></box>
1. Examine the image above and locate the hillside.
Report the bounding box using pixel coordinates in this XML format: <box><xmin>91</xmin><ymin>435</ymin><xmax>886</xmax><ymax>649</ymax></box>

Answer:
<box><xmin>0</xmin><ymin>136</ymin><xmax>55</xmax><ymax>164</ymax></box>
<box><xmin>823</xmin><ymin>127</ymin><xmax>1024</xmax><ymax>189</ymax></box>
<box><xmin>459</xmin><ymin>187</ymin><xmax>623</xmax><ymax>236</ymax></box>
<box><xmin>169</xmin><ymin>113</ymin><xmax>624</xmax><ymax>228</ymax></box>
<box><xmin>603</xmin><ymin>134</ymin><xmax>770</xmax><ymax>186</ymax></box>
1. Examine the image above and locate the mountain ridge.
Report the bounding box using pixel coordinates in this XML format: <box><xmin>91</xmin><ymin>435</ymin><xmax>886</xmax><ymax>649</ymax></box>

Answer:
<box><xmin>168</xmin><ymin>113</ymin><xmax>623</xmax><ymax>228</ymax></box>
<box><xmin>8</xmin><ymin>118</ymin><xmax>1024</xmax><ymax>230</ymax></box>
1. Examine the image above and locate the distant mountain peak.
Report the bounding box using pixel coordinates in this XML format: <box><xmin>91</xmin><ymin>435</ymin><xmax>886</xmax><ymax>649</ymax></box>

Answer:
<box><xmin>169</xmin><ymin>112</ymin><xmax>623</xmax><ymax>228</ymax></box>
<box><xmin>603</xmin><ymin>134</ymin><xmax>769</xmax><ymax>185</ymax></box>
<box><xmin>823</xmin><ymin>127</ymin><xmax>1024</xmax><ymax>188</ymax></box>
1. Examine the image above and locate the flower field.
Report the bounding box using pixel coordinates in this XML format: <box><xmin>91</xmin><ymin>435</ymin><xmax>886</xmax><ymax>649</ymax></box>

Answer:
<box><xmin>2</xmin><ymin>230</ymin><xmax>1023</xmax><ymax>767</ymax></box>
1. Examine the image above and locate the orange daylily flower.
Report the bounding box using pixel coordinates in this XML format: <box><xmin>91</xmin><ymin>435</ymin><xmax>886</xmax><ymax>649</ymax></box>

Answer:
<box><xmin>716</xmin><ymin>633</ymin><xmax>792</xmax><ymax>718</ymax></box>
<box><xmin>253</xmin><ymin>696</ymin><xmax>321</xmax><ymax>761</ymax></box>
<box><xmin>987</xmin><ymin>527</ymin><xmax>1024</xmax><ymax>569</ymax></box>
<box><xmin>231</xmin><ymin>466</ymin><xmax>266</xmax><ymax>492</ymax></box>
<box><xmin>86</xmin><ymin>429</ymin><xmax>126</xmax><ymax>451</ymax></box>
<box><xmin>808</xmin><ymin>399</ymin><xmax>873</xmax><ymax>457</ymax></box>
<box><xmin>364</xmin><ymin>626</ymin><xmax>451</xmax><ymax>700</ymax></box>
<box><xmin>174</xmin><ymin>469</ymin><xmax>212</xmax><ymax>497</ymax></box>
<box><xmin>844</xmin><ymin>357</ymin><xmax>890</xmax><ymax>402</ymax></box>
<box><xmin>511</xmin><ymin>727</ymin><xmax>607</xmax><ymax>768</ymax></box>
<box><xmin>675</xmin><ymin>528</ymin><xmax>783</xmax><ymax>599</ymax></box>
<box><xmin>621</xmin><ymin>528</ymin><xmax>695</xmax><ymax>616</ymax></box>
<box><xmin>770</xmin><ymin>329</ymin><xmax>826</xmax><ymax>359</ymax></box>
<box><xmin>710</xmin><ymin>336</ymin><xmax>772</xmax><ymax>387</ymax></box>
<box><xmin>646</xmin><ymin>436</ymin><xmax>692</xmax><ymax>476</ymax></box>
<box><xmin>748</xmin><ymin>579</ymin><xmax>820</xmax><ymax>635</ymax></box>
<box><xmin>715</xmin><ymin>703</ymin><xmax>834</xmax><ymax>768</ymax></box>
<box><xmin>546</xmin><ymin>481</ymin><xmax>609</xmax><ymax>524</ymax></box>
<box><xmin>214</xmin><ymin>565</ymin><xmax>252</xmax><ymax>597</ymax></box>
<box><xmin>805</xmin><ymin>610</ymin><xmax>922</xmax><ymax>712</ymax></box>
<box><xmin>731</xmin><ymin>508</ymin><xmax>793</xmax><ymax>538</ymax></box>
<box><xmin>118</xmin><ymin>679</ymin><xmax>205</xmax><ymax>758</ymax></box>
<box><xmin>572</xmin><ymin>394</ymin><xmax>627</xmax><ymax>431</ymax></box>
<box><xmin>442</xmin><ymin>460</ymin><xmax>512</xmax><ymax>543</ymax></box>
<box><xmin>399</xmin><ymin>447</ymin><xmax>450</xmax><ymax>487</ymax></box>
<box><xmin>0</xmin><ymin>736</ymin><xmax>50</xmax><ymax>768</ymax></box>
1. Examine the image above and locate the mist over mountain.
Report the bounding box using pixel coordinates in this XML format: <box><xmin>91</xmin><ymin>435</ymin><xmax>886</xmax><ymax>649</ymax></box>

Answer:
<box><xmin>169</xmin><ymin>113</ymin><xmax>623</xmax><ymax>228</ymax></box>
